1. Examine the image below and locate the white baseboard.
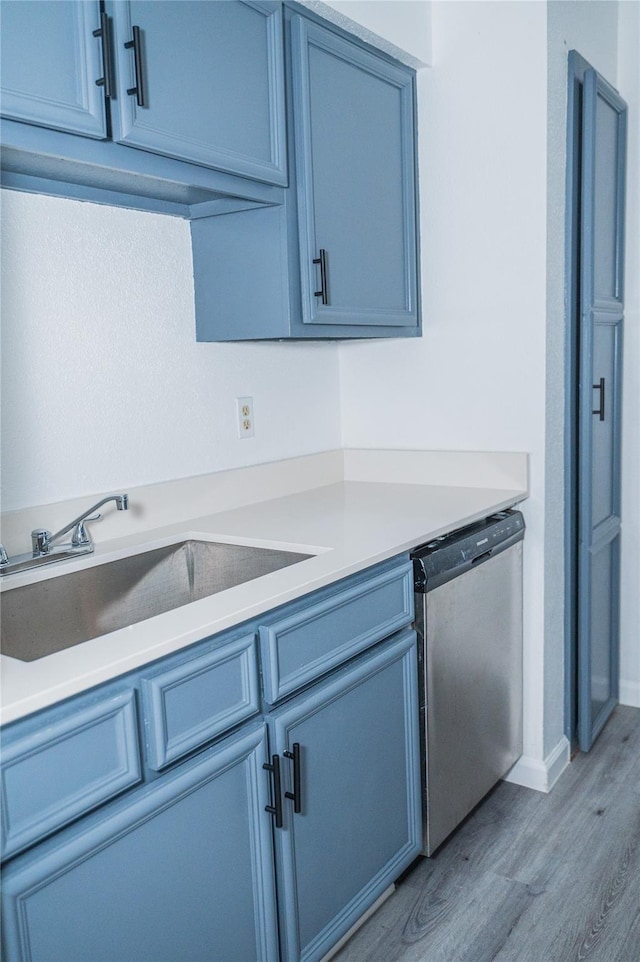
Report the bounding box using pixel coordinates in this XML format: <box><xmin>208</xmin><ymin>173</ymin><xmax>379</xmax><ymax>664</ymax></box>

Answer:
<box><xmin>503</xmin><ymin>735</ymin><xmax>570</xmax><ymax>793</ymax></box>
<box><xmin>620</xmin><ymin>679</ymin><xmax>640</xmax><ymax>709</ymax></box>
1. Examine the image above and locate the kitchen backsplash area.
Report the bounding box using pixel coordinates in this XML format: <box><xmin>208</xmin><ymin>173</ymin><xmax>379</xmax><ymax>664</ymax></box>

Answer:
<box><xmin>0</xmin><ymin>190</ymin><xmax>343</xmax><ymax>512</ymax></box>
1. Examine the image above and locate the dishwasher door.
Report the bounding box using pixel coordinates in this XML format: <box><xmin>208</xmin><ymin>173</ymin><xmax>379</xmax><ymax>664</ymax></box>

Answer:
<box><xmin>418</xmin><ymin>540</ymin><xmax>523</xmax><ymax>855</ymax></box>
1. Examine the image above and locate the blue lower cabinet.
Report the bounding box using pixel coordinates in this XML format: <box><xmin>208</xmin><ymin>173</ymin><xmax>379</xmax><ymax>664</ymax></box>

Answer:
<box><xmin>1</xmin><ymin>690</ymin><xmax>141</xmax><ymax>861</ymax></box>
<box><xmin>1</xmin><ymin>560</ymin><xmax>422</xmax><ymax>962</ymax></box>
<box><xmin>141</xmin><ymin>631</ymin><xmax>260</xmax><ymax>770</ymax></box>
<box><xmin>259</xmin><ymin>560</ymin><xmax>414</xmax><ymax>703</ymax></box>
<box><xmin>269</xmin><ymin>629</ymin><xmax>422</xmax><ymax>962</ymax></box>
<box><xmin>1</xmin><ymin>724</ymin><xmax>279</xmax><ymax>962</ymax></box>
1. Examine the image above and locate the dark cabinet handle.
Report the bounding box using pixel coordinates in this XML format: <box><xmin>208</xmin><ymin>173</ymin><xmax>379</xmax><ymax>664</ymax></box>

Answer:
<box><xmin>592</xmin><ymin>377</ymin><xmax>606</xmax><ymax>421</ymax></box>
<box><xmin>284</xmin><ymin>742</ymin><xmax>302</xmax><ymax>814</ymax></box>
<box><xmin>313</xmin><ymin>249</ymin><xmax>329</xmax><ymax>305</ymax></box>
<box><xmin>93</xmin><ymin>11</ymin><xmax>113</xmax><ymax>99</ymax></box>
<box><xmin>263</xmin><ymin>754</ymin><xmax>283</xmax><ymax>828</ymax></box>
<box><xmin>124</xmin><ymin>25</ymin><xmax>147</xmax><ymax>108</ymax></box>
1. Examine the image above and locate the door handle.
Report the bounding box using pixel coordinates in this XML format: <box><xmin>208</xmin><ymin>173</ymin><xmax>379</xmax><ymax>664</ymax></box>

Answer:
<box><xmin>93</xmin><ymin>11</ymin><xmax>114</xmax><ymax>99</ymax></box>
<box><xmin>313</xmin><ymin>249</ymin><xmax>329</xmax><ymax>305</ymax></box>
<box><xmin>263</xmin><ymin>754</ymin><xmax>283</xmax><ymax>828</ymax></box>
<box><xmin>284</xmin><ymin>742</ymin><xmax>302</xmax><ymax>814</ymax></box>
<box><xmin>124</xmin><ymin>25</ymin><xmax>148</xmax><ymax>108</ymax></box>
<box><xmin>592</xmin><ymin>377</ymin><xmax>605</xmax><ymax>421</ymax></box>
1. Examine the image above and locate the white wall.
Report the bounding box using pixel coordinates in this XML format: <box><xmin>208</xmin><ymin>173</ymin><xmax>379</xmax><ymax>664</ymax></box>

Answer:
<box><xmin>304</xmin><ymin>0</ymin><xmax>432</xmax><ymax>66</ymax></box>
<box><xmin>0</xmin><ymin>192</ymin><xmax>342</xmax><ymax>510</ymax></box>
<box><xmin>338</xmin><ymin>0</ymin><xmax>552</xmax><ymax>775</ymax></box>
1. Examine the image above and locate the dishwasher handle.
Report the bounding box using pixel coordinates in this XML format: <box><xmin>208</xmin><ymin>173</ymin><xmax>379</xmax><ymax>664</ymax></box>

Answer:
<box><xmin>471</xmin><ymin>549</ymin><xmax>493</xmax><ymax>566</ymax></box>
<box><xmin>413</xmin><ymin>550</ymin><xmax>490</xmax><ymax>593</ymax></box>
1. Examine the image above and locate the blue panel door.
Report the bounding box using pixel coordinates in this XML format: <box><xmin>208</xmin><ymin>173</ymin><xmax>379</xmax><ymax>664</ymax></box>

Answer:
<box><xmin>0</xmin><ymin>0</ymin><xmax>107</xmax><ymax>138</ymax></box>
<box><xmin>289</xmin><ymin>15</ymin><xmax>418</xmax><ymax>328</ymax></box>
<box><xmin>577</xmin><ymin>69</ymin><xmax>627</xmax><ymax>751</ymax></box>
<box><xmin>109</xmin><ymin>0</ymin><xmax>286</xmax><ymax>185</ymax></box>
<box><xmin>269</xmin><ymin>630</ymin><xmax>422</xmax><ymax>962</ymax></box>
<box><xmin>1</xmin><ymin>725</ymin><xmax>279</xmax><ymax>962</ymax></box>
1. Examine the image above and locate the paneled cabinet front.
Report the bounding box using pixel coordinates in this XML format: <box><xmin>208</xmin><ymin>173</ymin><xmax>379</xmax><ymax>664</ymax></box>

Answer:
<box><xmin>0</xmin><ymin>1</ymin><xmax>107</xmax><ymax>138</ymax></box>
<box><xmin>1</xmin><ymin>690</ymin><xmax>141</xmax><ymax>861</ymax></box>
<box><xmin>268</xmin><ymin>629</ymin><xmax>422</xmax><ymax>962</ymax></box>
<box><xmin>193</xmin><ymin>9</ymin><xmax>420</xmax><ymax>341</ymax></box>
<box><xmin>108</xmin><ymin>0</ymin><xmax>287</xmax><ymax>184</ymax></box>
<box><xmin>1</xmin><ymin>725</ymin><xmax>280</xmax><ymax>962</ymax></box>
<box><xmin>0</xmin><ymin>0</ymin><xmax>287</xmax><ymax>186</ymax></box>
<box><xmin>290</xmin><ymin>15</ymin><xmax>419</xmax><ymax>331</ymax></box>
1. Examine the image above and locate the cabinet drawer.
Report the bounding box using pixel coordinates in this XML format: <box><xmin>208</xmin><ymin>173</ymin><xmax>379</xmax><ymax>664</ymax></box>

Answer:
<box><xmin>1</xmin><ymin>691</ymin><xmax>141</xmax><ymax>860</ymax></box>
<box><xmin>259</xmin><ymin>561</ymin><xmax>414</xmax><ymax>703</ymax></box>
<box><xmin>141</xmin><ymin>632</ymin><xmax>260</xmax><ymax>770</ymax></box>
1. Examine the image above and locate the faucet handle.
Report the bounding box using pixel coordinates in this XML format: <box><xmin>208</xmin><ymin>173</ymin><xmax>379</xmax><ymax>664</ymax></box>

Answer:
<box><xmin>31</xmin><ymin>529</ymin><xmax>52</xmax><ymax>556</ymax></box>
<box><xmin>71</xmin><ymin>514</ymin><xmax>101</xmax><ymax>547</ymax></box>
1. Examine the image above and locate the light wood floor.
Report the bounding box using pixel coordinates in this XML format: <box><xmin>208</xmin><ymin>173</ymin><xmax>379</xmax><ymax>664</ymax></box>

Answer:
<box><xmin>333</xmin><ymin>706</ymin><xmax>640</xmax><ymax>962</ymax></box>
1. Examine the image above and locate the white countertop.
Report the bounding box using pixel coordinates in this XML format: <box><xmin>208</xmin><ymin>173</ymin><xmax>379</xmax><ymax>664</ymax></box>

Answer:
<box><xmin>1</xmin><ymin>457</ymin><xmax>527</xmax><ymax>725</ymax></box>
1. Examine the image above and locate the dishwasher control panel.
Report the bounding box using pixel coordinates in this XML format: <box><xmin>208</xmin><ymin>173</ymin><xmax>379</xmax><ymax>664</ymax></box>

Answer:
<box><xmin>411</xmin><ymin>509</ymin><xmax>525</xmax><ymax>592</ymax></box>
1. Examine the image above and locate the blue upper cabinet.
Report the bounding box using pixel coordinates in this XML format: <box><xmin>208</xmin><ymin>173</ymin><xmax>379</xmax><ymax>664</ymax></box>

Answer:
<box><xmin>291</xmin><ymin>15</ymin><xmax>418</xmax><ymax>329</ymax></box>
<box><xmin>108</xmin><ymin>0</ymin><xmax>287</xmax><ymax>185</ymax></box>
<box><xmin>193</xmin><ymin>8</ymin><xmax>421</xmax><ymax>340</ymax></box>
<box><xmin>2</xmin><ymin>2</ymin><xmax>420</xmax><ymax>339</ymax></box>
<box><xmin>0</xmin><ymin>1</ymin><xmax>107</xmax><ymax>138</ymax></box>
<box><xmin>0</xmin><ymin>0</ymin><xmax>287</xmax><ymax>194</ymax></box>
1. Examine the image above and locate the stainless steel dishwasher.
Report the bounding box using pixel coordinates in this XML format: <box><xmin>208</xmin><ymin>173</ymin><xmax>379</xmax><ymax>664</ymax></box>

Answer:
<box><xmin>411</xmin><ymin>509</ymin><xmax>525</xmax><ymax>855</ymax></box>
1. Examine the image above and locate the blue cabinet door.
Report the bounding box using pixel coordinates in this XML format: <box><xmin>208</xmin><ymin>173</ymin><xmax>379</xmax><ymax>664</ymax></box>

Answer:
<box><xmin>289</xmin><ymin>15</ymin><xmax>419</xmax><ymax>329</ymax></box>
<box><xmin>269</xmin><ymin>630</ymin><xmax>422</xmax><ymax>962</ymax></box>
<box><xmin>1</xmin><ymin>724</ymin><xmax>279</xmax><ymax>962</ymax></box>
<box><xmin>109</xmin><ymin>0</ymin><xmax>287</xmax><ymax>185</ymax></box>
<box><xmin>193</xmin><ymin>13</ymin><xmax>421</xmax><ymax>342</ymax></box>
<box><xmin>0</xmin><ymin>0</ymin><xmax>107</xmax><ymax>138</ymax></box>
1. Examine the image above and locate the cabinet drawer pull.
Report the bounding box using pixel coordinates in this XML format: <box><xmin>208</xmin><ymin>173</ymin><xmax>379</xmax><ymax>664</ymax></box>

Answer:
<box><xmin>284</xmin><ymin>742</ymin><xmax>302</xmax><ymax>814</ymax></box>
<box><xmin>313</xmin><ymin>248</ymin><xmax>329</xmax><ymax>305</ymax></box>
<box><xmin>93</xmin><ymin>11</ymin><xmax>113</xmax><ymax>99</ymax></box>
<box><xmin>263</xmin><ymin>753</ymin><xmax>283</xmax><ymax>828</ymax></box>
<box><xmin>124</xmin><ymin>25</ymin><xmax>147</xmax><ymax>108</ymax></box>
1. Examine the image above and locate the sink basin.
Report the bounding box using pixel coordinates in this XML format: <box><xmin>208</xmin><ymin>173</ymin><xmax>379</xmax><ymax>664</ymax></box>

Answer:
<box><xmin>1</xmin><ymin>539</ymin><xmax>312</xmax><ymax>662</ymax></box>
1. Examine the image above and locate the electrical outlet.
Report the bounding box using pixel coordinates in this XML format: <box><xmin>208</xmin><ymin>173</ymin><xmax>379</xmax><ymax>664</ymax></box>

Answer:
<box><xmin>236</xmin><ymin>396</ymin><xmax>254</xmax><ymax>438</ymax></box>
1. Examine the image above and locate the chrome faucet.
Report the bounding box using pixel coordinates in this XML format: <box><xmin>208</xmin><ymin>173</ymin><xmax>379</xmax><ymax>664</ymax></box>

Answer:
<box><xmin>0</xmin><ymin>494</ymin><xmax>129</xmax><ymax>577</ymax></box>
<box><xmin>30</xmin><ymin>494</ymin><xmax>129</xmax><ymax>556</ymax></box>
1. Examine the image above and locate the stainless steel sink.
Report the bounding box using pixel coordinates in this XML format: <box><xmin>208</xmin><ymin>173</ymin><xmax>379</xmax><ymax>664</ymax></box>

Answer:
<box><xmin>1</xmin><ymin>539</ymin><xmax>312</xmax><ymax>662</ymax></box>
